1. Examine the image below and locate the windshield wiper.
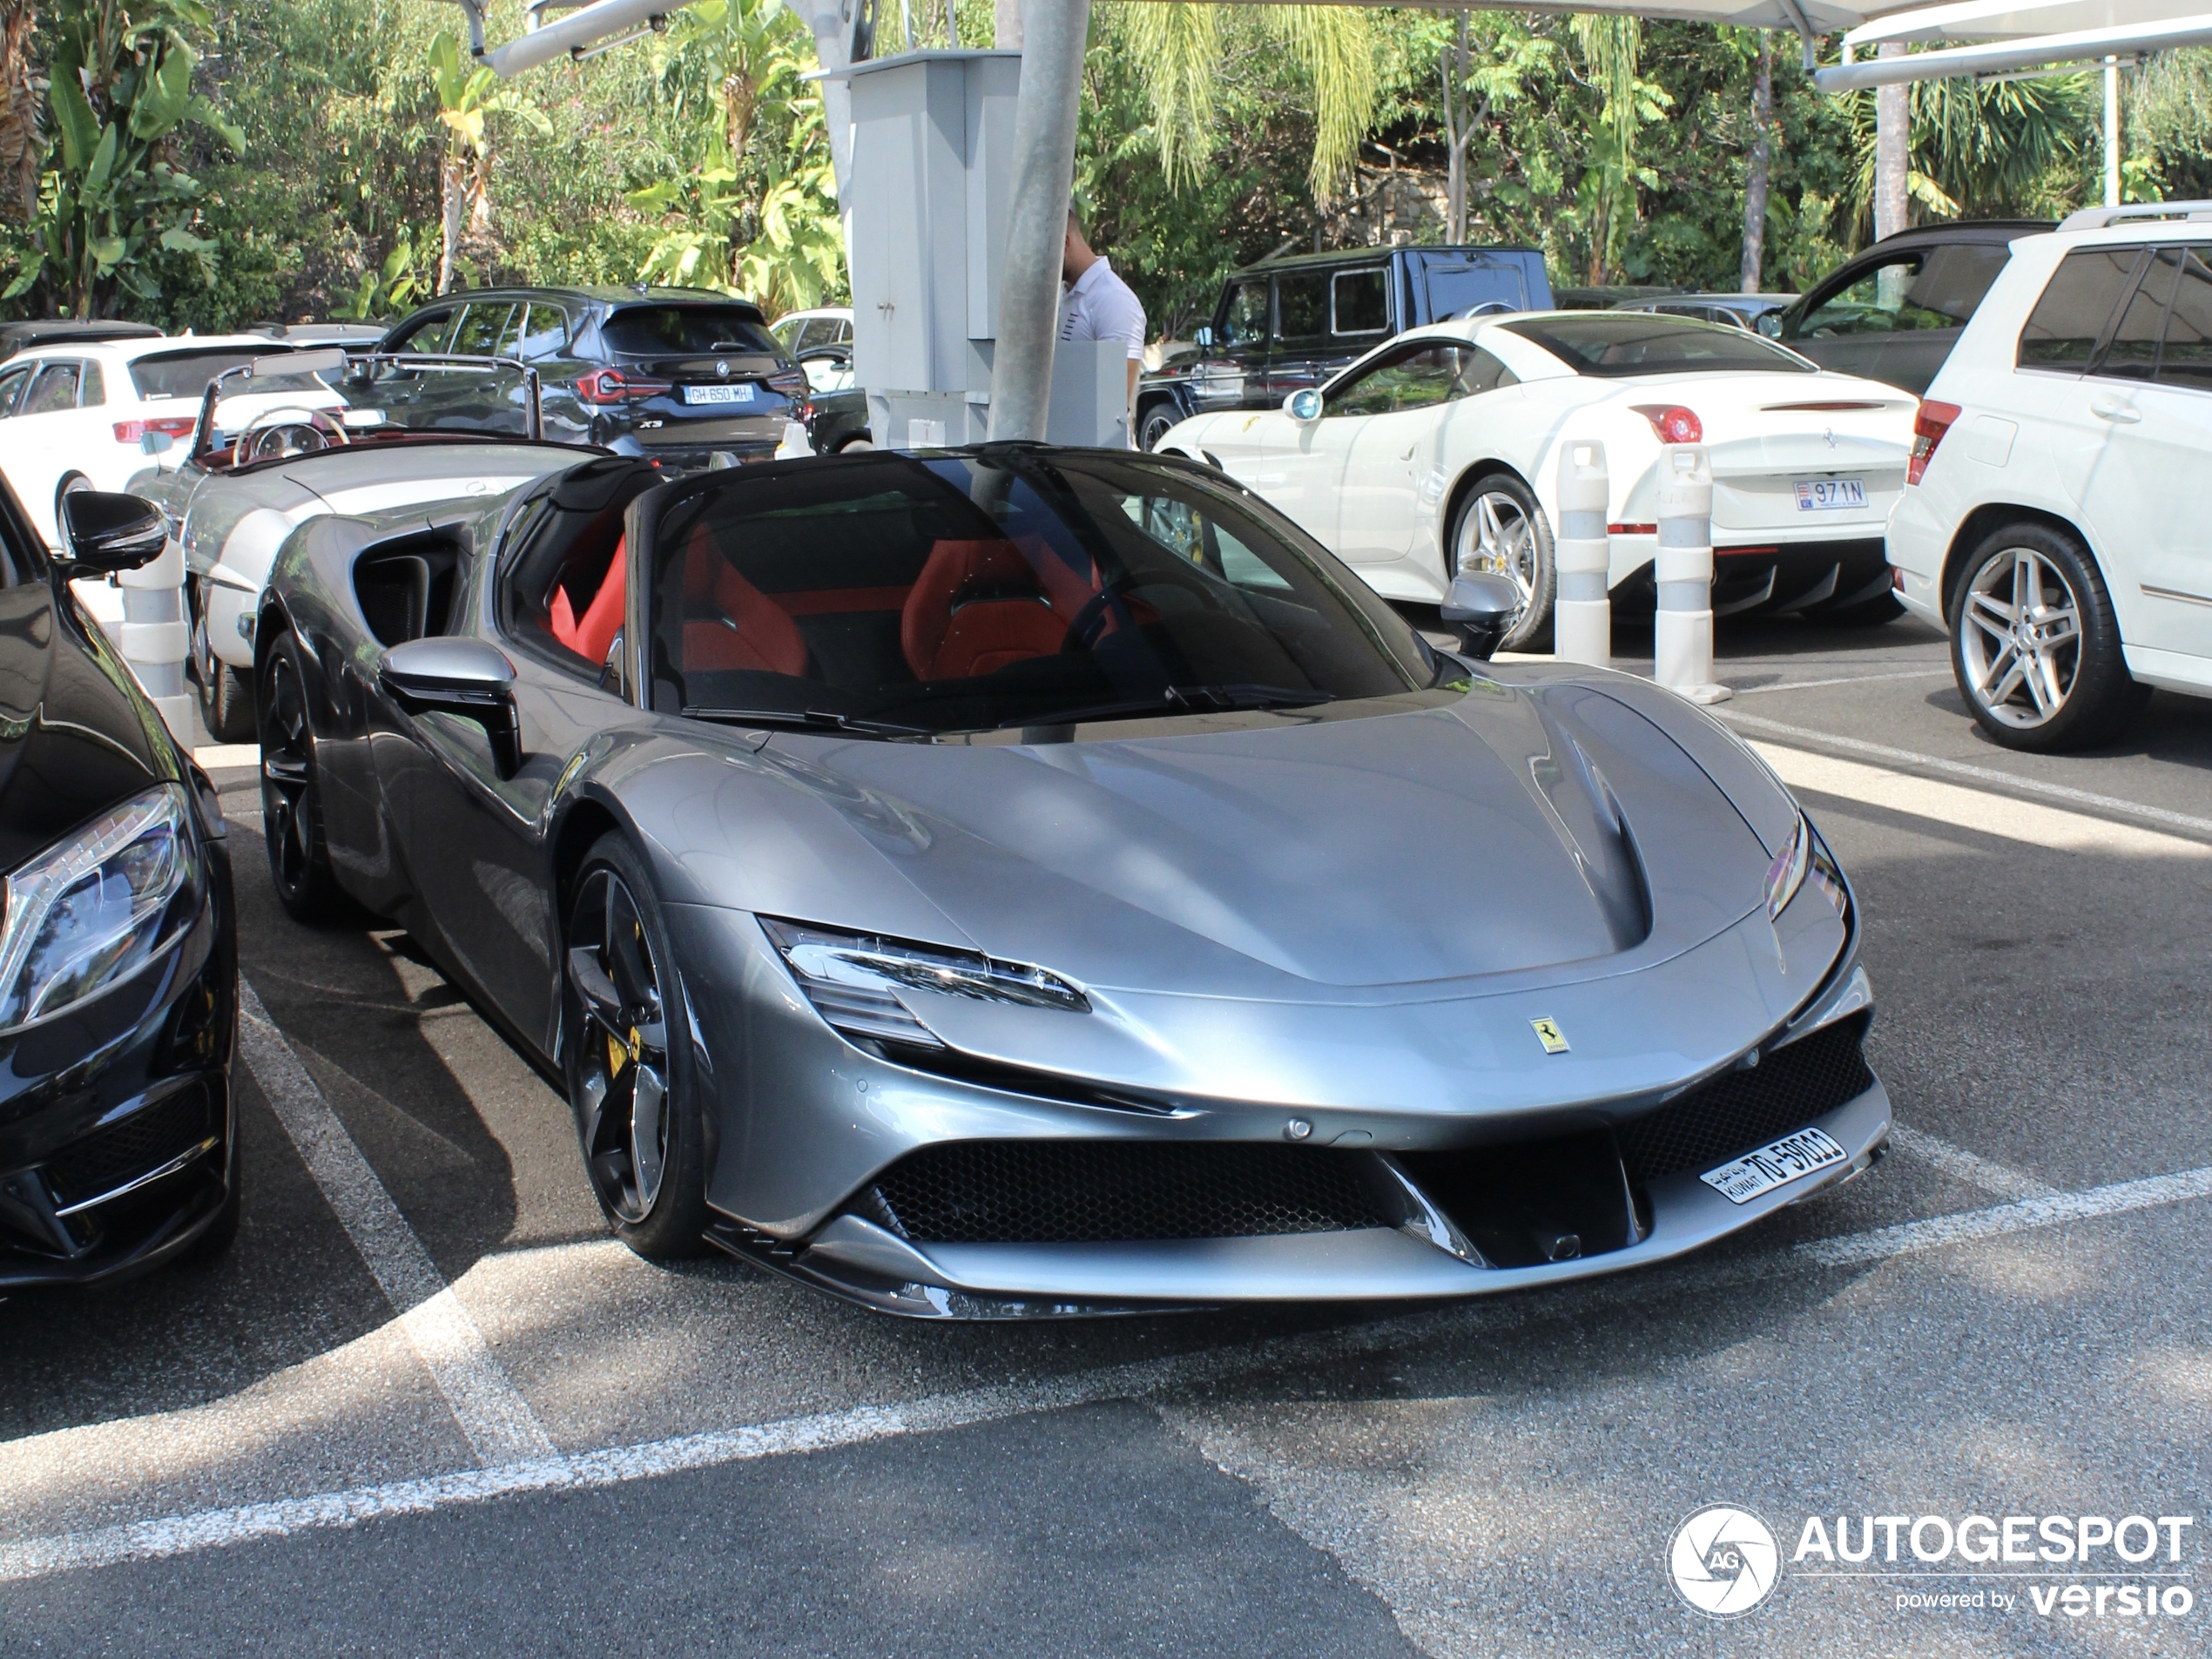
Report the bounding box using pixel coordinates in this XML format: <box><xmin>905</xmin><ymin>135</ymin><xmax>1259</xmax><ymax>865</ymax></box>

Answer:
<box><xmin>685</xmin><ymin>707</ymin><xmax>934</xmax><ymax>738</ymax></box>
<box><xmin>994</xmin><ymin>685</ymin><xmax>1334</xmax><ymax>730</ymax></box>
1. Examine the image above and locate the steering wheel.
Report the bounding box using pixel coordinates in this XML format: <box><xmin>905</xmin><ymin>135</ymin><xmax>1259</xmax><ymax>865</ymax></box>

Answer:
<box><xmin>1061</xmin><ymin>577</ymin><xmax>1206</xmax><ymax>651</ymax></box>
<box><xmin>237</xmin><ymin>408</ymin><xmax>350</xmax><ymax>464</ymax></box>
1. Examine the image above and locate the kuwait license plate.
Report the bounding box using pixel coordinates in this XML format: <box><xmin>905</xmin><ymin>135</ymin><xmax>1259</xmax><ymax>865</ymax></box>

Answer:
<box><xmin>1794</xmin><ymin>477</ymin><xmax>1867</xmax><ymax>511</ymax></box>
<box><xmin>1700</xmin><ymin>1126</ymin><xmax>1849</xmax><ymax>1204</ymax></box>
<box><xmin>683</xmin><ymin>382</ymin><xmax>755</xmax><ymax>405</ymax></box>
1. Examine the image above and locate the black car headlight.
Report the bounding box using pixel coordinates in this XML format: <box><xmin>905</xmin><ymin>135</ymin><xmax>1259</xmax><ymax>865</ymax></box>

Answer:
<box><xmin>0</xmin><ymin>785</ymin><xmax>202</xmax><ymax>1033</ymax></box>
<box><xmin>761</xmin><ymin>918</ymin><xmax>1089</xmax><ymax>1050</ymax></box>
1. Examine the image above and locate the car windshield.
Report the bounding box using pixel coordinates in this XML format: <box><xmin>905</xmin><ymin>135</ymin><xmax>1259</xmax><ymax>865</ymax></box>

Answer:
<box><xmin>601</xmin><ymin>305</ymin><xmax>781</xmax><ymax>357</ymax></box>
<box><xmin>1500</xmin><ymin>313</ymin><xmax>1815</xmax><ymax>375</ymax></box>
<box><xmin>644</xmin><ymin>449</ymin><xmax>1443</xmax><ymax>736</ymax></box>
<box><xmin>192</xmin><ymin>351</ymin><xmax>543</xmax><ymax>467</ymax></box>
<box><xmin>129</xmin><ymin>346</ymin><xmax>285</xmax><ymax>401</ymax></box>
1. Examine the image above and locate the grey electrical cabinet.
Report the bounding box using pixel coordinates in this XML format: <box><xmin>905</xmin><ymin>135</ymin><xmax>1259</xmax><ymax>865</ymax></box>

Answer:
<box><xmin>840</xmin><ymin>49</ymin><xmax>1130</xmax><ymax>449</ymax></box>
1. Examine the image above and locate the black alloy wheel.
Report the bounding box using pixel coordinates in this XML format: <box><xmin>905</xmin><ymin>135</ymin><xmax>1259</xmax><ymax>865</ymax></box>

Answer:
<box><xmin>1138</xmin><ymin>402</ymin><xmax>1181</xmax><ymax>452</ymax></box>
<box><xmin>192</xmin><ymin>583</ymin><xmax>256</xmax><ymax>743</ymax></box>
<box><xmin>563</xmin><ymin>833</ymin><xmax>707</xmax><ymax>1259</ymax></box>
<box><xmin>257</xmin><ymin>632</ymin><xmax>342</xmax><ymax>921</ymax></box>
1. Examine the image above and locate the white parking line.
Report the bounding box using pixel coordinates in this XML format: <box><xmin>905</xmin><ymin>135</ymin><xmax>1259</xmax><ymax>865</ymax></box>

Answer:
<box><xmin>1730</xmin><ymin>669</ymin><xmax>1953</xmax><ymax>696</ymax></box>
<box><xmin>1887</xmin><ymin>1126</ymin><xmax>2059</xmax><ymax>1202</ymax></box>
<box><xmin>237</xmin><ymin>981</ymin><xmax>554</xmax><ymax>1467</ymax></box>
<box><xmin>1723</xmin><ymin>711</ymin><xmax>2212</xmax><ymax>839</ymax></box>
<box><xmin>1750</xmin><ymin>742</ymin><xmax>2210</xmax><ymax>860</ymax></box>
<box><xmin>7</xmin><ymin>1156</ymin><xmax>2207</xmax><ymax>1585</ymax></box>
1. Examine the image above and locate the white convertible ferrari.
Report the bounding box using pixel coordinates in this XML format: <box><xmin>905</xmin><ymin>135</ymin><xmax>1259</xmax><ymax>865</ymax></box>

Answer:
<box><xmin>1157</xmin><ymin>310</ymin><xmax>1918</xmax><ymax>649</ymax></box>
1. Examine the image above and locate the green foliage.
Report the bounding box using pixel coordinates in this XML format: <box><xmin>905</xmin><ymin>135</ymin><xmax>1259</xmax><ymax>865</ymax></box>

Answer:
<box><xmin>624</xmin><ymin>0</ymin><xmax>846</xmax><ymax>311</ymax></box>
<box><xmin>4</xmin><ymin>0</ymin><xmax>240</xmax><ymax>317</ymax></box>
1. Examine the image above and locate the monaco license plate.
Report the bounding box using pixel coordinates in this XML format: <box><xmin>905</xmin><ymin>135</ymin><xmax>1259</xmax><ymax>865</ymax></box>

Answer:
<box><xmin>1794</xmin><ymin>477</ymin><xmax>1867</xmax><ymax>511</ymax></box>
<box><xmin>1700</xmin><ymin>1126</ymin><xmax>1849</xmax><ymax>1204</ymax></box>
<box><xmin>682</xmin><ymin>382</ymin><xmax>756</xmax><ymax>406</ymax></box>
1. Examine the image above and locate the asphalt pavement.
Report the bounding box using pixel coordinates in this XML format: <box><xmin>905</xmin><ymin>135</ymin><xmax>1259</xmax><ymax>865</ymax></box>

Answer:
<box><xmin>4</xmin><ymin>611</ymin><xmax>2210</xmax><ymax>1656</ymax></box>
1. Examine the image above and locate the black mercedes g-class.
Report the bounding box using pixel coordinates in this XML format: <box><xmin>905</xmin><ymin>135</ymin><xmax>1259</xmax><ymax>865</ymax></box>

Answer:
<box><xmin>1136</xmin><ymin>245</ymin><xmax>1553</xmax><ymax>449</ymax></box>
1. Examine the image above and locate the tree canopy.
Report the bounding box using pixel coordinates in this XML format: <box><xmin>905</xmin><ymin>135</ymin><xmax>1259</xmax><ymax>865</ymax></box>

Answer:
<box><xmin>0</xmin><ymin>0</ymin><xmax>2200</xmax><ymax>333</ymax></box>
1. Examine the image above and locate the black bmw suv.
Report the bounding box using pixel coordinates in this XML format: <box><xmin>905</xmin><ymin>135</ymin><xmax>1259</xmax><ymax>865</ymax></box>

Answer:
<box><xmin>376</xmin><ymin>286</ymin><xmax>809</xmax><ymax>470</ymax></box>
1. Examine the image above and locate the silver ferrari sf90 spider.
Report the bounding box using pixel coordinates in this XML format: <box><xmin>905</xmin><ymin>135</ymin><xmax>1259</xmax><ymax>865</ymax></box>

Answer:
<box><xmin>258</xmin><ymin>442</ymin><xmax>1885</xmax><ymax>1316</ymax></box>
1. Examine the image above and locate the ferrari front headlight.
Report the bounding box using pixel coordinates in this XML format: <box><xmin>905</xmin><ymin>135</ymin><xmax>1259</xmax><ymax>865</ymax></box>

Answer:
<box><xmin>0</xmin><ymin>785</ymin><xmax>201</xmax><ymax>1033</ymax></box>
<box><xmin>762</xmin><ymin>918</ymin><xmax>1089</xmax><ymax>1050</ymax></box>
<box><xmin>1764</xmin><ymin>810</ymin><xmax>1810</xmax><ymax>921</ymax></box>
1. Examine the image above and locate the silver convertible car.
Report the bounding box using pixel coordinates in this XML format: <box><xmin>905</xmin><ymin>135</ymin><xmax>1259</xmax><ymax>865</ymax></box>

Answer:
<box><xmin>257</xmin><ymin>442</ymin><xmax>1886</xmax><ymax>1316</ymax></box>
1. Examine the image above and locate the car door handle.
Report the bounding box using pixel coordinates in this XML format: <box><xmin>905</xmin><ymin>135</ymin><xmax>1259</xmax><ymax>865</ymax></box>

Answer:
<box><xmin>2090</xmin><ymin>396</ymin><xmax>2142</xmax><ymax>423</ymax></box>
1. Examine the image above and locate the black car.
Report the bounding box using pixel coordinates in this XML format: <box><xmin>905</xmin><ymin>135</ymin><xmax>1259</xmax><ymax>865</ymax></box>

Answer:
<box><xmin>794</xmin><ymin>342</ymin><xmax>873</xmax><ymax>455</ymax></box>
<box><xmin>376</xmin><ymin>287</ymin><xmax>811</xmax><ymax>472</ymax></box>
<box><xmin>0</xmin><ymin>319</ymin><xmax>163</xmax><ymax>361</ymax></box>
<box><xmin>0</xmin><ymin>482</ymin><xmax>239</xmax><ymax>1288</ymax></box>
<box><xmin>1137</xmin><ymin>246</ymin><xmax>1554</xmax><ymax>449</ymax></box>
<box><xmin>1759</xmin><ymin>221</ymin><xmax>2054</xmax><ymax>395</ymax></box>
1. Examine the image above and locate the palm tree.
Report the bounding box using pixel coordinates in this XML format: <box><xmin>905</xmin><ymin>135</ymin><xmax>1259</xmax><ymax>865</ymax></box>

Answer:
<box><xmin>1113</xmin><ymin>3</ymin><xmax>1379</xmax><ymax>204</ymax></box>
<box><xmin>428</xmin><ymin>30</ymin><xmax>550</xmax><ymax>293</ymax></box>
<box><xmin>0</xmin><ymin>0</ymin><xmax>37</xmax><ymax>223</ymax></box>
<box><xmin>1846</xmin><ymin>69</ymin><xmax>2092</xmax><ymax>237</ymax></box>
<box><xmin>1570</xmin><ymin>13</ymin><xmax>1643</xmax><ymax>282</ymax></box>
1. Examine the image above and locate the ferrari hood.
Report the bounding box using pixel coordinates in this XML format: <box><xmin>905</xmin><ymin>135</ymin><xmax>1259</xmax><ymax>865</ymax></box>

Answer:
<box><xmin>721</xmin><ymin>676</ymin><xmax>1775</xmax><ymax>999</ymax></box>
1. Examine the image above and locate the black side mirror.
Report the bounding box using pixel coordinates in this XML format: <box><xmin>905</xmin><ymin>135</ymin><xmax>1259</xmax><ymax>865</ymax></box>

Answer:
<box><xmin>58</xmin><ymin>491</ymin><xmax>166</xmax><ymax>575</ymax></box>
<box><xmin>1438</xmin><ymin>570</ymin><xmax>1522</xmax><ymax>662</ymax></box>
<box><xmin>377</xmin><ymin>637</ymin><xmax>523</xmax><ymax>778</ymax></box>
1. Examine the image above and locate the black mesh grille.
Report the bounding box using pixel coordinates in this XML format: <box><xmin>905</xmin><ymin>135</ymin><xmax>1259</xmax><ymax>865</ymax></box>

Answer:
<box><xmin>44</xmin><ymin>1089</ymin><xmax>214</xmax><ymax>1207</ymax></box>
<box><xmin>1615</xmin><ymin>1019</ymin><xmax>1874</xmax><ymax>1184</ymax></box>
<box><xmin>871</xmin><ymin>1142</ymin><xmax>1397</xmax><ymax>1244</ymax></box>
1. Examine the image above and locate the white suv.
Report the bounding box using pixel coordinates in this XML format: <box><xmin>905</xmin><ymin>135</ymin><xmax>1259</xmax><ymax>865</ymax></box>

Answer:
<box><xmin>1886</xmin><ymin>203</ymin><xmax>2212</xmax><ymax>750</ymax></box>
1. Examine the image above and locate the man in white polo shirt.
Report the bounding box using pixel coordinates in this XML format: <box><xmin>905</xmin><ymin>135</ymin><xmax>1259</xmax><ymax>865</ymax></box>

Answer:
<box><xmin>1059</xmin><ymin>211</ymin><xmax>1147</xmax><ymax>443</ymax></box>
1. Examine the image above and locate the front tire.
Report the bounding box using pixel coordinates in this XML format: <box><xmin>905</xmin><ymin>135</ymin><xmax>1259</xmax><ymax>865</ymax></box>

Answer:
<box><xmin>563</xmin><ymin>833</ymin><xmax>708</xmax><ymax>1260</ymax></box>
<box><xmin>1447</xmin><ymin>472</ymin><xmax>1555</xmax><ymax>651</ymax></box>
<box><xmin>1947</xmin><ymin>522</ymin><xmax>2145</xmax><ymax>752</ymax></box>
<box><xmin>1138</xmin><ymin>401</ymin><xmax>1181</xmax><ymax>452</ymax></box>
<box><xmin>257</xmin><ymin>631</ymin><xmax>344</xmax><ymax>921</ymax></box>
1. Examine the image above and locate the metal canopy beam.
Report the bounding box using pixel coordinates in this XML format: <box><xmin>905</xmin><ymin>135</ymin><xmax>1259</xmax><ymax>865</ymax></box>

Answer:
<box><xmin>1813</xmin><ymin>9</ymin><xmax>2212</xmax><ymax>84</ymax></box>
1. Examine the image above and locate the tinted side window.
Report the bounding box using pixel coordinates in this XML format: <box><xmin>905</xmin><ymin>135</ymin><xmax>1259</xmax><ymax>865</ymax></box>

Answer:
<box><xmin>22</xmin><ymin>362</ymin><xmax>80</xmax><ymax>415</ymax></box>
<box><xmin>79</xmin><ymin>362</ymin><xmax>105</xmax><ymax>406</ymax></box>
<box><xmin>452</xmin><ymin>301</ymin><xmax>515</xmax><ymax>356</ymax></box>
<box><xmin>2019</xmin><ymin>247</ymin><xmax>2141</xmax><ymax>371</ymax></box>
<box><xmin>1332</xmin><ymin>269</ymin><xmax>1389</xmax><ymax>336</ymax></box>
<box><xmin>2157</xmin><ymin>247</ymin><xmax>2212</xmax><ymax>393</ymax></box>
<box><xmin>0</xmin><ymin>364</ymin><xmax>30</xmax><ymax>416</ymax></box>
<box><xmin>2097</xmin><ymin>249</ymin><xmax>2177</xmax><ymax>381</ymax></box>
<box><xmin>1275</xmin><ymin>273</ymin><xmax>1328</xmax><ymax>343</ymax></box>
<box><xmin>1218</xmin><ymin>281</ymin><xmax>1269</xmax><ymax>347</ymax></box>
<box><xmin>518</xmin><ymin>303</ymin><xmax>569</xmax><ymax>361</ymax></box>
<box><xmin>395</xmin><ymin>309</ymin><xmax>459</xmax><ymax>353</ymax></box>
<box><xmin>1325</xmin><ymin>343</ymin><xmax>1513</xmax><ymax>416</ymax></box>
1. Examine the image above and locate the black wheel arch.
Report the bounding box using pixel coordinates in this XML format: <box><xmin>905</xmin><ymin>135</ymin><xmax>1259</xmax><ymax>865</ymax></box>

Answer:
<box><xmin>1939</xmin><ymin>502</ymin><xmax>2106</xmax><ymax>625</ymax></box>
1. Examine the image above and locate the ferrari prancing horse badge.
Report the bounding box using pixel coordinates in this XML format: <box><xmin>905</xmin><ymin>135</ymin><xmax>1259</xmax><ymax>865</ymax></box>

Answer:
<box><xmin>1531</xmin><ymin>1017</ymin><xmax>1569</xmax><ymax>1055</ymax></box>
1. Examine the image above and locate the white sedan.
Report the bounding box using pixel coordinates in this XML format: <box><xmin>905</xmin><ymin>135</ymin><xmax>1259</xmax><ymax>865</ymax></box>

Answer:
<box><xmin>1157</xmin><ymin>310</ymin><xmax>1918</xmax><ymax>649</ymax></box>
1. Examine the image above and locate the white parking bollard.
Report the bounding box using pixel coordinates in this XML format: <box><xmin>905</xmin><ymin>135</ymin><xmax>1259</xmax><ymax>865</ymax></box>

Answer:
<box><xmin>1552</xmin><ymin>441</ymin><xmax>1611</xmax><ymax>667</ymax></box>
<box><xmin>120</xmin><ymin>537</ymin><xmax>193</xmax><ymax>744</ymax></box>
<box><xmin>1652</xmin><ymin>444</ymin><xmax>1731</xmax><ymax>705</ymax></box>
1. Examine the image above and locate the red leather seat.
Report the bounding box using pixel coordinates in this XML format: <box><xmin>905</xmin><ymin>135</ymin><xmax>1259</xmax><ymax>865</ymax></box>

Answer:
<box><xmin>900</xmin><ymin>539</ymin><xmax>1069</xmax><ymax>681</ymax></box>
<box><xmin>551</xmin><ymin>536</ymin><xmax>626</xmax><ymax>666</ymax></box>
<box><xmin>678</xmin><ymin>527</ymin><xmax>808</xmax><ymax>677</ymax></box>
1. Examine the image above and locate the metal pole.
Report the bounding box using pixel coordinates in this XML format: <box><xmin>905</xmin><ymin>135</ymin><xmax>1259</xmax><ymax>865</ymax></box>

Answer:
<box><xmin>988</xmin><ymin>0</ymin><xmax>1090</xmax><ymax>443</ymax></box>
<box><xmin>2104</xmin><ymin>55</ymin><xmax>2121</xmax><ymax>208</ymax></box>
